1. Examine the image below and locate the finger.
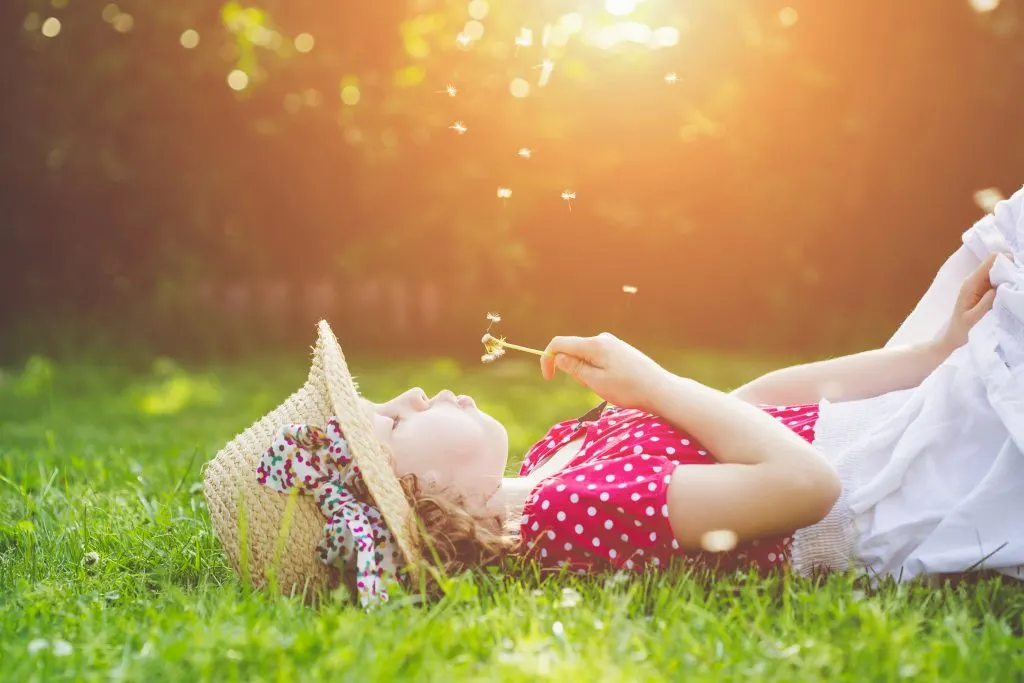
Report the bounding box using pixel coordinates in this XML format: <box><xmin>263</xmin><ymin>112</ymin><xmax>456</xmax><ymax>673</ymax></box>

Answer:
<box><xmin>959</xmin><ymin>254</ymin><xmax>999</xmax><ymax>306</ymax></box>
<box><xmin>554</xmin><ymin>353</ymin><xmax>596</xmax><ymax>389</ymax></box>
<box><xmin>541</xmin><ymin>336</ymin><xmax>602</xmax><ymax>380</ymax></box>
<box><xmin>967</xmin><ymin>287</ymin><xmax>997</xmax><ymax>323</ymax></box>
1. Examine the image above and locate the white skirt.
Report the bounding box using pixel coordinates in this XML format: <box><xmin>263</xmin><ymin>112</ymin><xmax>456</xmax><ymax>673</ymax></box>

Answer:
<box><xmin>794</xmin><ymin>186</ymin><xmax>1024</xmax><ymax>583</ymax></box>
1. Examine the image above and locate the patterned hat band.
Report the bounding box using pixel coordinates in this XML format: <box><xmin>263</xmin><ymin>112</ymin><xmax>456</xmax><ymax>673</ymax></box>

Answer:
<box><xmin>257</xmin><ymin>418</ymin><xmax>403</xmax><ymax>607</ymax></box>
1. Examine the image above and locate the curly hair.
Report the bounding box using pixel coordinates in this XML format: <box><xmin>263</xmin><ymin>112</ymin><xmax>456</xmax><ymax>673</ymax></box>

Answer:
<box><xmin>347</xmin><ymin>472</ymin><xmax>521</xmax><ymax>599</ymax></box>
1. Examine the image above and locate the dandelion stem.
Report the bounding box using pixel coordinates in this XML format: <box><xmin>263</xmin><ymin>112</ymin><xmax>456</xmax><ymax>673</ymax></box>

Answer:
<box><xmin>500</xmin><ymin>341</ymin><xmax>550</xmax><ymax>357</ymax></box>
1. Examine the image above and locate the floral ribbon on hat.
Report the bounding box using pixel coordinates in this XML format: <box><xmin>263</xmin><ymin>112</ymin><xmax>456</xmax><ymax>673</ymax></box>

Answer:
<box><xmin>256</xmin><ymin>417</ymin><xmax>402</xmax><ymax>607</ymax></box>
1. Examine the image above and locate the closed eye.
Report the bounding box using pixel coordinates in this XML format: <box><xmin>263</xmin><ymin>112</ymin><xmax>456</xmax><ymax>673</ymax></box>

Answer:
<box><xmin>391</xmin><ymin>415</ymin><xmax>401</xmax><ymax>430</ymax></box>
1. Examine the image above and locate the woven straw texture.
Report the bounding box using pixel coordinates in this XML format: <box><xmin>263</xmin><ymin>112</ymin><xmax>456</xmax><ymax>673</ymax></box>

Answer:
<box><xmin>203</xmin><ymin>321</ymin><xmax>420</xmax><ymax>597</ymax></box>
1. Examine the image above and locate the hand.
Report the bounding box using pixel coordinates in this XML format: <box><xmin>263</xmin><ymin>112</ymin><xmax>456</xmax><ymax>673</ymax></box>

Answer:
<box><xmin>937</xmin><ymin>252</ymin><xmax>1003</xmax><ymax>353</ymax></box>
<box><xmin>540</xmin><ymin>332</ymin><xmax>671</xmax><ymax>413</ymax></box>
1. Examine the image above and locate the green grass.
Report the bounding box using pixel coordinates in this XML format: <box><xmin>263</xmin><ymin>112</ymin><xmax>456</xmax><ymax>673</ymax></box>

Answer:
<box><xmin>1</xmin><ymin>350</ymin><xmax>1022</xmax><ymax>682</ymax></box>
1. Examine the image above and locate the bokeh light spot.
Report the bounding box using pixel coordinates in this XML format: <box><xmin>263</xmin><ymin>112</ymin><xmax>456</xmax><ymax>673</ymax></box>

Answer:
<box><xmin>294</xmin><ymin>32</ymin><xmax>315</xmax><ymax>53</ymax></box>
<box><xmin>652</xmin><ymin>26</ymin><xmax>680</xmax><ymax>47</ymax></box>
<box><xmin>468</xmin><ymin>0</ymin><xmax>489</xmax><ymax>20</ymax></box>
<box><xmin>23</xmin><ymin>13</ymin><xmax>42</xmax><ymax>32</ymax></box>
<box><xmin>227</xmin><ymin>69</ymin><xmax>249</xmax><ymax>91</ymax></box>
<box><xmin>605</xmin><ymin>0</ymin><xmax>636</xmax><ymax>16</ymax></box>
<box><xmin>969</xmin><ymin>0</ymin><xmax>1001</xmax><ymax>12</ymax></box>
<box><xmin>112</xmin><ymin>13</ymin><xmax>134</xmax><ymax>33</ymax></box>
<box><xmin>561</xmin><ymin>13</ymin><xmax>584</xmax><ymax>33</ymax></box>
<box><xmin>41</xmin><ymin>17</ymin><xmax>61</xmax><ymax>38</ymax></box>
<box><xmin>180</xmin><ymin>29</ymin><xmax>199</xmax><ymax>49</ymax></box>
<box><xmin>778</xmin><ymin>7</ymin><xmax>799</xmax><ymax>27</ymax></box>
<box><xmin>509</xmin><ymin>78</ymin><xmax>530</xmax><ymax>98</ymax></box>
<box><xmin>464</xmin><ymin>20</ymin><xmax>485</xmax><ymax>41</ymax></box>
<box><xmin>701</xmin><ymin>529</ymin><xmax>738</xmax><ymax>553</ymax></box>
<box><xmin>341</xmin><ymin>85</ymin><xmax>361</xmax><ymax>105</ymax></box>
<box><xmin>101</xmin><ymin>4</ymin><xmax>120</xmax><ymax>23</ymax></box>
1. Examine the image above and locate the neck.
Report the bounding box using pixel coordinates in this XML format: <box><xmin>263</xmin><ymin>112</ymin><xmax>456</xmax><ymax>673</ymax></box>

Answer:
<box><xmin>484</xmin><ymin>476</ymin><xmax>533</xmax><ymax>521</ymax></box>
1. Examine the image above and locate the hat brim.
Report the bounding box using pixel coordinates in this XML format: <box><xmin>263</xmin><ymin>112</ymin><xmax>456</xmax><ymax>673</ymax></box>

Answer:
<box><xmin>203</xmin><ymin>320</ymin><xmax>419</xmax><ymax>597</ymax></box>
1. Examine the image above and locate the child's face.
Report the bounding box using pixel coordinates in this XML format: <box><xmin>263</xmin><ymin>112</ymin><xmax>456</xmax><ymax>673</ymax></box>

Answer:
<box><xmin>362</xmin><ymin>388</ymin><xmax>509</xmax><ymax>503</ymax></box>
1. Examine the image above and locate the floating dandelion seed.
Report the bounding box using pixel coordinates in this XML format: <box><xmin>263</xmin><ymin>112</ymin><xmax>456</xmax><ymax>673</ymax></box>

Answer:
<box><xmin>517</xmin><ymin>147</ymin><xmax>533</xmax><ymax>159</ymax></box>
<box><xmin>974</xmin><ymin>187</ymin><xmax>1005</xmax><ymax>213</ymax></box>
<box><xmin>536</xmin><ymin>59</ymin><xmax>555</xmax><ymax>87</ymax></box>
<box><xmin>664</xmin><ymin>72</ymin><xmax>679</xmax><ymax>84</ymax></box>
<box><xmin>456</xmin><ymin>33</ymin><xmax>472</xmax><ymax>47</ymax></box>
<box><xmin>450</xmin><ymin>120</ymin><xmax>468</xmax><ymax>134</ymax></box>
<box><xmin>497</xmin><ymin>187</ymin><xmax>512</xmax><ymax>199</ymax></box>
<box><xmin>486</xmin><ymin>312</ymin><xmax>502</xmax><ymax>323</ymax></box>
<box><xmin>561</xmin><ymin>190</ymin><xmax>576</xmax><ymax>211</ymax></box>
<box><xmin>622</xmin><ymin>285</ymin><xmax>638</xmax><ymax>294</ymax></box>
<box><xmin>701</xmin><ymin>529</ymin><xmax>739</xmax><ymax>553</ymax></box>
<box><xmin>438</xmin><ymin>84</ymin><xmax>458</xmax><ymax>97</ymax></box>
<box><xmin>515</xmin><ymin>27</ymin><xmax>533</xmax><ymax>54</ymax></box>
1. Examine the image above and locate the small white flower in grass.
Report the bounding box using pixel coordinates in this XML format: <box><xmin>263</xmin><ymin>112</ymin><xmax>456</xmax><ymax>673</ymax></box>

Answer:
<box><xmin>559</xmin><ymin>587</ymin><xmax>581</xmax><ymax>607</ymax></box>
<box><xmin>552</xmin><ymin>621</ymin><xmax>565</xmax><ymax>638</ymax></box>
<box><xmin>28</xmin><ymin>639</ymin><xmax>49</xmax><ymax>655</ymax></box>
<box><xmin>701</xmin><ymin>529</ymin><xmax>738</xmax><ymax>553</ymax></box>
<box><xmin>449</xmin><ymin>120</ymin><xmax>468</xmax><ymax>134</ymax></box>
<box><xmin>82</xmin><ymin>550</ymin><xmax>100</xmax><ymax>566</ymax></box>
<box><xmin>52</xmin><ymin>640</ymin><xmax>73</xmax><ymax>657</ymax></box>
<box><xmin>594</xmin><ymin>620</ymin><xmax>605</xmax><ymax>630</ymax></box>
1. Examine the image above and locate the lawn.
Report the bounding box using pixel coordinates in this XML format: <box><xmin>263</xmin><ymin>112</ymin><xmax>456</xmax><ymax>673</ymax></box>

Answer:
<box><xmin>1</xmin><ymin>350</ymin><xmax>1022</xmax><ymax>682</ymax></box>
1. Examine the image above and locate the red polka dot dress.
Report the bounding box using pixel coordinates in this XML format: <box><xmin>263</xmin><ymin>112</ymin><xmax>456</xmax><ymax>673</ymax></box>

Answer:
<box><xmin>518</xmin><ymin>404</ymin><xmax>821</xmax><ymax>575</ymax></box>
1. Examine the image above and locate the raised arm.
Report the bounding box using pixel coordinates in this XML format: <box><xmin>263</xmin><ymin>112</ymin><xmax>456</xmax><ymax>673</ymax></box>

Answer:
<box><xmin>731</xmin><ymin>253</ymin><xmax>1001</xmax><ymax>406</ymax></box>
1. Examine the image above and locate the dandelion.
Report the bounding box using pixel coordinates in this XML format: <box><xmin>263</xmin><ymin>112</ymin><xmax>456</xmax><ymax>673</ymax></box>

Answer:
<box><xmin>517</xmin><ymin>147</ymin><xmax>533</xmax><ymax>159</ymax></box>
<box><xmin>449</xmin><ymin>120</ymin><xmax>468</xmax><ymax>134</ymax></box>
<box><xmin>82</xmin><ymin>550</ymin><xmax>100</xmax><ymax>566</ymax></box>
<box><xmin>481</xmin><ymin>333</ymin><xmax>547</xmax><ymax>363</ymax></box>
<box><xmin>664</xmin><ymin>72</ymin><xmax>679</xmax><ymax>84</ymax></box>
<box><xmin>438</xmin><ymin>84</ymin><xmax>458</xmax><ymax>97</ymax></box>
<box><xmin>622</xmin><ymin>285</ymin><xmax>638</xmax><ymax>294</ymax></box>
<box><xmin>561</xmin><ymin>190</ymin><xmax>576</xmax><ymax>211</ymax></box>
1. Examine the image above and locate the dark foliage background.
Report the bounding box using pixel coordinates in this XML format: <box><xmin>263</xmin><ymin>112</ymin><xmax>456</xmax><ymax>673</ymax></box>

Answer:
<box><xmin>2</xmin><ymin>0</ymin><xmax>1022</xmax><ymax>363</ymax></box>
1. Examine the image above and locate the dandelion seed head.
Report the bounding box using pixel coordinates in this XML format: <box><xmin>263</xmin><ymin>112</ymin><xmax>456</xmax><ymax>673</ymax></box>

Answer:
<box><xmin>443</xmin><ymin>84</ymin><xmax>457</xmax><ymax>97</ymax></box>
<box><xmin>486</xmin><ymin>312</ymin><xmax>502</xmax><ymax>323</ymax></box>
<box><xmin>517</xmin><ymin>148</ymin><xmax>533</xmax><ymax>159</ymax></box>
<box><xmin>497</xmin><ymin>187</ymin><xmax>512</xmax><ymax>199</ymax></box>
<box><xmin>450</xmin><ymin>120</ymin><xmax>468</xmax><ymax>134</ymax></box>
<box><xmin>561</xmin><ymin>190</ymin><xmax>576</xmax><ymax>201</ymax></box>
<box><xmin>622</xmin><ymin>285</ymin><xmax>638</xmax><ymax>294</ymax></box>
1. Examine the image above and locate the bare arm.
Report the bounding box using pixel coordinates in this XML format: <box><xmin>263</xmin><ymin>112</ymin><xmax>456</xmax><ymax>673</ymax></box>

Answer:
<box><xmin>732</xmin><ymin>253</ymin><xmax>1001</xmax><ymax>406</ymax></box>
<box><xmin>652</xmin><ymin>375</ymin><xmax>841</xmax><ymax>548</ymax></box>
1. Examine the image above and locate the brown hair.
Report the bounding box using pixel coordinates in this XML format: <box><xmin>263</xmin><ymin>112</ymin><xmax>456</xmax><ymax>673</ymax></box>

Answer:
<box><xmin>348</xmin><ymin>472</ymin><xmax>521</xmax><ymax>598</ymax></box>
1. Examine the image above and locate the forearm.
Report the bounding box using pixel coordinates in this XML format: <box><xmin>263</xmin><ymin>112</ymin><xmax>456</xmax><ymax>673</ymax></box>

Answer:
<box><xmin>652</xmin><ymin>373</ymin><xmax>829</xmax><ymax>472</ymax></box>
<box><xmin>730</xmin><ymin>340</ymin><xmax>951</xmax><ymax>406</ymax></box>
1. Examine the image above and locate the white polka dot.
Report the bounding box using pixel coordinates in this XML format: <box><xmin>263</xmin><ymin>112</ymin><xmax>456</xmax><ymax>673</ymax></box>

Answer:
<box><xmin>563</xmin><ymin>542</ymin><xmax>572</xmax><ymax>551</ymax></box>
<box><xmin>623</xmin><ymin>463</ymin><xmax>633</xmax><ymax>472</ymax></box>
<box><xmin>619</xmin><ymin>446</ymin><xmax>629</xmax><ymax>453</ymax></box>
<box><xmin>633</xmin><ymin>445</ymin><xmax>643</xmax><ymax>454</ymax></box>
<box><xmin>609</xmin><ymin>549</ymin><xmax>617</xmax><ymax>559</ymax></box>
<box><xmin>556</xmin><ymin>484</ymin><xmax>567</xmax><ymax>492</ymax></box>
<box><xmin>663</xmin><ymin>475</ymin><xmax>671</xmax><ymax>484</ymax></box>
<box><xmin>802</xmin><ymin>425</ymin><xmax>810</xmax><ymax>431</ymax></box>
<box><xmin>521</xmin><ymin>514</ymin><xmax>529</xmax><ymax>526</ymax></box>
<box><xmin>671</xmin><ymin>539</ymin><xmax>679</xmax><ymax>550</ymax></box>
<box><xmin>634</xmin><ymin>431</ymin><xmax>644</xmax><ymax>438</ymax></box>
<box><xmin>587</xmin><ymin>506</ymin><xmax>597</xmax><ymax>517</ymax></box>
<box><xmin>570</xmin><ymin>493</ymin><xmax>579</xmax><ymax>503</ymax></box>
<box><xmin>805</xmin><ymin>412</ymin><xmax>816</xmax><ymax>417</ymax></box>
<box><xmin>618</xmin><ymin>483</ymin><xmax>627</xmax><ymax>489</ymax></box>
<box><xmin>647</xmin><ymin>482</ymin><xmax>657</xmax><ymax>492</ymax></box>
<box><xmin>625</xmin><ymin>559</ymin><xmax>634</xmax><ymax>569</ymax></box>
<box><xmin>548</xmin><ymin>440</ymin><xmax>557</xmax><ymax>449</ymax></box>
<box><xmin>652</xmin><ymin>466</ymin><xmax>662</xmax><ymax>473</ymax></box>
<box><xmin>650</xmin><ymin>436</ymin><xmax>659</xmax><ymax>442</ymax></box>
<box><xmin>621</xmin><ymin>533</ymin><xmax>629</xmax><ymax>542</ymax></box>
<box><xmin>599</xmin><ymin>492</ymin><xmax>610</xmax><ymax>502</ymax></box>
<box><xmin>768</xmin><ymin>553</ymin><xmax>777</xmax><ymax>562</ymax></box>
<box><xmin>587</xmin><ymin>484</ymin><xmax>597</xmax><ymax>490</ymax></box>
<box><xmin>574</xmin><ymin>524</ymin><xmax>584</xmax><ymax>534</ymax></box>
<box><xmin>645</xmin><ymin>506</ymin><xmax>655</xmax><ymax>516</ymax></box>
<box><xmin>592</xmin><ymin>537</ymin><xmax>601</xmax><ymax>547</ymax></box>
<box><xmin>630</xmin><ymin>493</ymin><xmax>641</xmax><ymax>502</ymax></box>
<box><xmin>681</xmin><ymin>439</ymin><xmax>690</xmax><ymax>446</ymax></box>
<box><xmin>649</xmin><ymin>531</ymin><xmax>657</xmax><ymax>541</ymax></box>
<box><xmin>608</xmin><ymin>420</ymin><xmax>617</xmax><ymax>426</ymax></box>
<box><xmin>665</xmin><ymin>447</ymin><xmax>675</xmax><ymax>455</ymax></box>
<box><xmin>541</xmin><ymin>499</ymin><xmax>550</xmax><ymax>510</ymax></box>
<box><xmin>641</xmin><ymin>454</ymin><xmax>650</xmax><ymax>461</ymax></box>
<box><xmin>634</xmin><ymin>520</ymin><xmax>642</xmax><ymax>527</ymax></box>
<box><xmin>575</xmin><ymin>475</ymin><xmax>585</xmax><ymax>482</ymax></box>
<box><xmin>787</xmin><ymin>420</ymin><xmax>799</xmax><ymax>426</ymax></box>
<box><xmin>595</xmin><ymin>463</ymin><xmax>603</xmax><ymax>471</ymax></box>
<box><xmin>636</xmin><ymin>476</ymin><xmax>646</xmax><ymax>482</ymax></box>
<box><xmin>541</xmin><ymin>548</ymin><xmax>548</xmax><ymax>558</ymax></box>
<box><xmin>651</xmin><ymin>557</ymin><xmax>660</xmax><ymax>567</ymax></box>
<box><xmin>661</xmin><ymin>504</ymin><xmax>669</xmax><ymax>517</ymax></box>
<box><xmin>531</xmin><ymin>521</ymin><xmax>539</xmax><ymax>531</ymax></box>
<box><xmin>557</xmin><ymin>511</ymin><xmax>566</xmax><ymax>522</ymax></box>
<box><xmin>697</xmin><ymin>450</ymin><xmax>707</xmax><ymax>456</ymax></box>
<box><xmin>605</xmin><ymin>474</ymin><xmax>615</xmax><ymax>483</ymax></box>
<box><xmin>547</xmin><ymin>530</ymin><xmax>556</xmax><ymax>540</ymax></box>
<box><xmin>562</xmin><ymin>436</ymin><xmax>571</xmax><ymax>443</ymax></box>
<box><xmin>604</xmin><ymin>520</ymin><xmax>613</xmax><ymax>530</ymax></box>
<box><xmin>616</xmin><ymin>506</ymin><xmax>624</xmax><ymax>513</ymax></box>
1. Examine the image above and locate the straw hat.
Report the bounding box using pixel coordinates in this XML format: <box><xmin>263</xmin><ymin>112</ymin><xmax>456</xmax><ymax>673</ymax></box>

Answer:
<box><xmin>203</xmin><ymin>320</ymin><xmax>420</xmax><ymax>597</ymax></box>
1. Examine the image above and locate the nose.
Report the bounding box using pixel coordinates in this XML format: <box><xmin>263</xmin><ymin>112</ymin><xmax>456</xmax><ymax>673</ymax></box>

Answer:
<box><xmin>402</xmin><ymin>387</ymin><xmax>429</xmax><ymax>410</ymax></box>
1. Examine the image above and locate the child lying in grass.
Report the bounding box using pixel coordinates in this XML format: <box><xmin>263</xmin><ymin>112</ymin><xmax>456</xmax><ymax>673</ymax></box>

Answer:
<box><xmin>206</xmin><ymin>188</ymin><xmax>1024</xmax><ymax>606</ymax></box>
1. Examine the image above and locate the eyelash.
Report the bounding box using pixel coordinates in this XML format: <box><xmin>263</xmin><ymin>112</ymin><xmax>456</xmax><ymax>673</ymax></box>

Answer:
<box><xmin>391</xmin><ymin>415</ymin><xmax>401</xmax><ymax>430</ymax></box>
